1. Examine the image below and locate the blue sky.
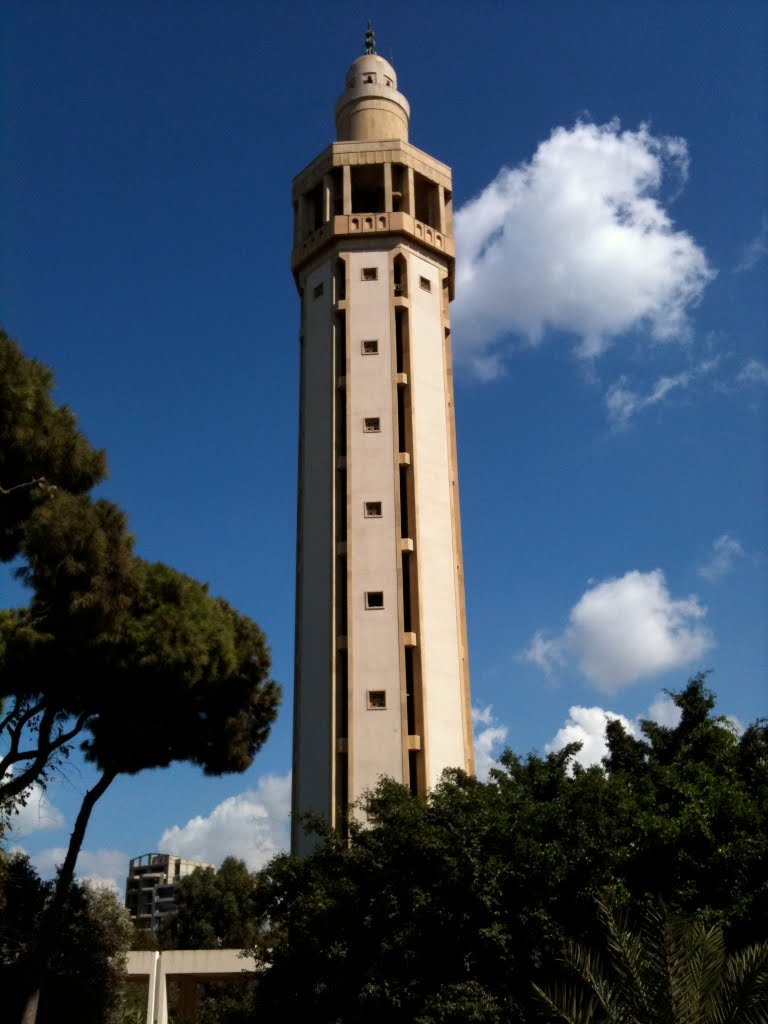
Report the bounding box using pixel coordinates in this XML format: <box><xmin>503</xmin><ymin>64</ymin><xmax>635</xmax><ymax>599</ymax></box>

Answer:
<box><xmin>1</xmin><ymin>1</ymin><xmax>766</xmax><ymax>892</ymax></box>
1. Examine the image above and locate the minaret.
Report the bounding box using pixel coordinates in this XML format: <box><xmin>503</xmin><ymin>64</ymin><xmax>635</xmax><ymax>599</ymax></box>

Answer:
<box><xmin>291</xmin><ymin>29</ymin><xmax>473</xmax><ymax>854</ymax></box>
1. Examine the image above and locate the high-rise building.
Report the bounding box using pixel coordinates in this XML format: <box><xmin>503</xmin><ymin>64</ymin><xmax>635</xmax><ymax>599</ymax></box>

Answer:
<box><xmin>124</xmin><ymin>853</ymin><xmax>212</xmax><ymax>931</ymax></box>
<box><xmin>291</xmin><ymin>28</ymin><xmax>473</xmax><ymax>855</ymax></box>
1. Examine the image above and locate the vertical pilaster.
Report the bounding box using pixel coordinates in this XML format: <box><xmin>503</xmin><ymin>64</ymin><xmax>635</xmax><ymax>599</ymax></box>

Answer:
<box><xmin>404</xmin><ymin>166</ymin><xmax>415</xmax><ymax>217</ymax></box>
<box><xmin>342</xmin><ymin>164</ymin><xmax>352</xmax><ymax>215</ymax></box>
<box><xmin>323</xmin><ymin>174</ymin><xmax>333</xmax><ymax>223</ymax></box>
<box><xmin>384</xmin><ymin>162</ymin><xmax>393</xmax><ymax>213</ymax></box>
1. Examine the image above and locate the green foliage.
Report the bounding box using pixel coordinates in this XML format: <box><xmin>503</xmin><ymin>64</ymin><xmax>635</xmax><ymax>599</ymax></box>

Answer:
<box><xmin>0</xmin><ymin>334</ymin><xmax>279</xmax><ymax>805</ymax></box>
<box><xmin>128</xmin><ymin>924</ymin><xmax>159</xmax><ymax>951</ymax></box>
<box><xmin>0</xmin><ymin>333</ymin><xmax>280</xmax><ymax>1023</ymax></box>
<box><xmin>82</xmin><ymin>562</ymin><xmax>279</xmax><ymax>778</ymax></box>
<box><xmin>533</xmin><ymin>896</ymin><xmax>768</xmax><ymax>1024</ymax></box>
<box><xmin>0</xmin><ymin>329</ymin><xmax>106</xmax><ymax>562</ymax></box>
<box><xmin>248</xmin><ymin>677</ymin><xmax>767</xmax><ymax>1023</ymax></box>
<box><xmin>0</xmin><ymin>853</ymin><xmax>47</xmax><ymax>965</ymax></box>
<box><xmin>0</xmin><ymin>852</ymin><xmax>133</xmax><ymax>1024</ymax></box>
<box><xmin>158</xmin><ymin>857</ymin><xmax>264</xmax><ymax>950</ymax></box>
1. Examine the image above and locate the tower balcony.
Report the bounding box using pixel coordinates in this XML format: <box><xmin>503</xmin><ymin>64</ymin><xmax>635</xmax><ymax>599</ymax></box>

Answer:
<box><xmin>291</xmin><ymin>211</ymin><xmax>454</xmax><ymax>278</ymax></box>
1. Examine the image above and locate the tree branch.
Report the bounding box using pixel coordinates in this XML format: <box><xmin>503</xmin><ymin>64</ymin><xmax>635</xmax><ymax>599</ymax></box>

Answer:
<box><xmin>0</xmin><ymin>477</ymin><xmax>47</xmax><ymax>495</ymax></box>
<box><xmin>0</xmin><ymin>706</ymin><xmax>55</xmax><ymax>783</ymax></box>
<box><xmin>0</xmin><ymin>697</ymin><xmax>46</xmax><ymax>736</ymax></box>
<box><xmin>0</xmin><ymin>710</ymin><xmax>88</xmax><ymax>801</ymax></box>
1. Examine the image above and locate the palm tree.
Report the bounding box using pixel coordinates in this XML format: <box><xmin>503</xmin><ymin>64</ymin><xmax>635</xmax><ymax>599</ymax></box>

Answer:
<box><xmin>533</xmin><ymin>897</ymin><xmax>768</xmax><ymax>1024</ymax></box>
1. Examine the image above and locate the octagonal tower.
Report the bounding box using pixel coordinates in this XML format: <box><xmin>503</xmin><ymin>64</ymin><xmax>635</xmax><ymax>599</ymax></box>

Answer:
<box><xmin>291</xmin><ymin>30</ymin><xmax>473</xmax><ymax>855</ymax></box>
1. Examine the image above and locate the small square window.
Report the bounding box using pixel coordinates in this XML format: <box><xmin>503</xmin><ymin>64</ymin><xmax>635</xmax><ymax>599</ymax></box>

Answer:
<box><xmin>364</xmin><ymin>417</ymin><xmax>381</xmax><ymax>433</ymax></box>
<box><xmin>419</xmin><ymin>276</ymin><xmax>431</xmax><ymax>292</ymax></box>
<box><xmin>364</xmin><ymin>501</ymin><xmax>382</xmax><ymax>517</ymax></box>
<box><xmin>362</xmin><ymin>267</ymin><xmax>378</xmax><ymax>281</ymax></box>
<box><xmin>365</xmin><ymin>591</ymin><xmax>384</xmax><ymax>609</ymax></box>
<box><xmin>362</xmin><ymin>339</ymin><xmax>379</xmax><ymax>355</ymax></box>
<box><xmin>313</xmin><ymin>282</ymin><xmax>324</xmax><ymax>299</ymax></box>
<box><xmin>367</xmin><ymin>690</ymin><xmax>387</xmax><ymax>709</ymax></box>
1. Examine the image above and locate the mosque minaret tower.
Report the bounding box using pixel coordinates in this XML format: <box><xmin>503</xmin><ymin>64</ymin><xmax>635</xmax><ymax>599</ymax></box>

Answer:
<box><xmin>291</xmin><ymin>27</ymin><xmax>473</xmax><ymax>854</ymax></box>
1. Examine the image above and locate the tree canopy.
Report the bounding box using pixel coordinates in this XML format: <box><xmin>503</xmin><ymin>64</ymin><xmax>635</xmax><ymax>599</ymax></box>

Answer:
<box><xmin>157</xmin><ymin>857</ymin><xmax>264</xmax><ymax>951</ymax></box>
<box><xmin>0</xmin><ymin>330</ymin><xmax>280</xmax><ymax>1023</ymax></box>
<box><xmin>245</xmin><ymin>676</ymin><xmax>767</xmax><ymax>1024</ymax></box>
<box><xmin>0</xmin><ymin>328</ymin><xmax>106</xmax><ymax>562</ymax></box>
<box><xmin>0</xmin><ymin>852</ymin><xmax>134</xmax><ymax>1024</ymax></box>
<box><xmin>1</xmin><ymin>329</ymin><xmax>279</xmax><ymax>805</ymax></box>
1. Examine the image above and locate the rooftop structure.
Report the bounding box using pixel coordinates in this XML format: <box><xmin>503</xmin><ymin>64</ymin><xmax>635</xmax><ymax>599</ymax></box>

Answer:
<box><xmin>124</xmin><ymin>853</ymin><xmax>212</xmax><ymax>931</ymax></box>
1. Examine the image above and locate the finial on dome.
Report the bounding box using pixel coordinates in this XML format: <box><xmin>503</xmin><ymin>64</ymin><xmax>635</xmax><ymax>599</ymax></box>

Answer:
<box><xmin>364</xmin><ymin>20</ymin><xmax>376</xmax><ymax>55</ymax></box>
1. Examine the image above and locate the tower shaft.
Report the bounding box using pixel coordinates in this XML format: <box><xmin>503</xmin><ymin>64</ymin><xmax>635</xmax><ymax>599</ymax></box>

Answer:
<box><xmin>291</xmin><ymin>50</ymin><xmax>472</xmax><ymax>855</ymax></box>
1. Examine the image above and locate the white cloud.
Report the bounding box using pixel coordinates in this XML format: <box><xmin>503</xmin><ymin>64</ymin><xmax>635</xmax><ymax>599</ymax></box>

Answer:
<box><xmin>605</xmin><ymin>358</ymin><xmax>719</xmax><ymax>426</ymax></box>
<box><xmin>545</xmin><ymin>705</ymin><xmax>637</xmax><ymax>769</ymax></box>
<box><xmin>32</xmin><ymin>847</ymin><xmax>128</xmax><ymax>895</ymax></box>
<box><xmin>736</xmin><ymin>359</ymin><xmax>768</xmax><ymax>387</ymax></box>
<box><xmin>6</xmin><ymin>783</ymin><xmax>65</xmax><ymax>837</ymax></box>
<box><xmin>523</xmin><ymin>630</ymin><xmax>566</xmax><ymax>678</ymax></box>
<box><xmin>726</xmin><ymin>714</ymin><xmax>745</xmax><ymax>736</ymax></box>
<box><xmin>646</xmin><ymin>693</ymin><xmax>682</xmax><ymax>728</ymax></box>
<box><xmin>525</xmin><ymin>569</ymin><xmax>714</xmax><ymax>693</ymax></box>
<box><xmin>472</xmin><ymin>705</ymin><xmax>508</xmax><ymax>780</ymax></box>
<box><xmin>545</xmin><ymin>691</ymin><xmax>683</xmax><ymax>769</ymax></box>
<box><xmin>453</xmin><ymin>120</ymin><xmax>714</xmax><ymax>375</ymax></box>
<box><xmin>158</xmin><ymin>773</ymin><xmax>290</xmax><ymax>872</ymax></box>
<box><xmin>697</xmin><ymin>533</ymin><xmax>746</xmax><ymax>581</ymax></box>
<box><xmin>733</xmin><ymin>216</ymin><xmax>768</xmax><ymax>273</ymax></box>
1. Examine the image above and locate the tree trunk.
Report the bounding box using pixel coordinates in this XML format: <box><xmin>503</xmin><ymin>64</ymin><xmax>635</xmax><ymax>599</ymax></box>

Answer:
<box><xmin>20</xmin><ymin>767</ymin><xmax>117</xmax><ymax>1024</ymax></box>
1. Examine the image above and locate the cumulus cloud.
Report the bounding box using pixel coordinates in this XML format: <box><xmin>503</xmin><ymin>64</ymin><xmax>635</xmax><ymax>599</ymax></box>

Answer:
<box><xmin>32</xmin><ymin>847</ymin><xmax>128</xmax><ymax>895</ymax></box>
<box><xmin>524</xmin><ymin>569</ymin><xmax>714</xmax><ymax>692</ymax></box>
<box><xmin>472</xmin><ymin>705</ymin><xmax>508</xmax><ymax>780</ymax></box>
<box><xmin>733</xmin><ymin>216</ymin><xmax>768</xmax><ymax>273</ymax></box>
<box><xmin>453</xmin><ymin>120</ymin><xmax>714</xmax><ymax>376</ymax></box>
<box><xmin>158</xmin><ymin>773</ymin><xmax>291</xmax><ymax>872</ymax></box>
<box><xmin>697</xmin><ymin>533</ymin><xmax>746</xmax><ymax>582</ymax></box>
<box><xmin>605</xmin><ymin>358</ymin><xmax>719</xmax><ymax>426</ymax></box>
<box><xmin>5</xmin><ymin>783</ymin><xmax>65</xmax><ymax>837</ymax></box>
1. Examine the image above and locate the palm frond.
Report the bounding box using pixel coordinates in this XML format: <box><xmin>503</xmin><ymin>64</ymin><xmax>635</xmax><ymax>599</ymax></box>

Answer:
<box><xmin>665</xmin><ymin>915</ymin><xmax>725</xmax><ymax>1024</ymax></box>
<box><xmin>531</xmin><ymin>979</ymin><xmax>601</xmax><ymax>1023</ymax></box>
<box><xmin>710</xmin><ymin>940</ymin><xmax>768</xmax><ymax>1024</ymax></box>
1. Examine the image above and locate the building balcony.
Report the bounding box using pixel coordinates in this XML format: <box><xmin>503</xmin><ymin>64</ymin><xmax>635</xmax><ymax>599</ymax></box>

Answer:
<box><xmin>292</xmin><ymin>211</ymin><xmax>455</xmax><ymax>280</ymax></box>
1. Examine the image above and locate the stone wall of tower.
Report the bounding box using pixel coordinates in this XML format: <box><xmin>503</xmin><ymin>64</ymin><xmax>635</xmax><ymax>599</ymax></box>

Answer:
<box><xmin>291</xmin><ymin>51</ymin><xmax>473</xmax><ymax>856</ymax></box>
<box><xmin>345</xmin><ymin>248</ymin><xmax>406</xmax><ymax>799</ymax></box>
<box><xmin>407</xmin><ymin>249</ymin><xmax>473</xmax><ymax>786</ymax></box>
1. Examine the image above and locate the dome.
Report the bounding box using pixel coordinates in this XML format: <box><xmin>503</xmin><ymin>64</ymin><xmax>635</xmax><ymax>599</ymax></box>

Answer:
<box><xmin>344</xmin><ymin>53</ymin><xmax>399</xmax><ymax>92</ymax></box>
<box><xmin>335</xmin><ymin>49</ymin><xmax>410</xmax><ymax>143</ymax></box>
